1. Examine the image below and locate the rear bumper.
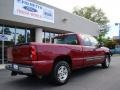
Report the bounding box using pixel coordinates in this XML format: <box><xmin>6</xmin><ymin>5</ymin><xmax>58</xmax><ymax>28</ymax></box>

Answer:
<box><xmin>6</xmin><ymin>60</ymin><xmax>54</xmax><ymax>76</ymax></box>
<box><xmin>5</xmin><ymin>64</ymin><xmax>33</xmax><ymax>75</ymax></box>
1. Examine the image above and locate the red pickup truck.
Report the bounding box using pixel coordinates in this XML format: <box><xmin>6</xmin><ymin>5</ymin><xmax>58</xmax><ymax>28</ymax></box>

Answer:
<box><xmin>6</xmin><ymin>33</ymin><xmax>111</xmax><ymax>85</ymax></box>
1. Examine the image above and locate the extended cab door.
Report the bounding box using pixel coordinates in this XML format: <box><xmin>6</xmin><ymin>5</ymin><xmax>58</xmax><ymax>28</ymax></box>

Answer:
<box><xmin>63</xmin><ymin>34</ymin><xmax>84</xmax><ymax>68</ymax></box>
<box><xmin>80</xmin><ymin>35</ymin><xmax>96</xmax><ymax>67</ymax></box>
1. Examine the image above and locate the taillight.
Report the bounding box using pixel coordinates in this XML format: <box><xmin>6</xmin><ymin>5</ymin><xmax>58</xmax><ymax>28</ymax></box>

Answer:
<box><xmin>30</xmin><ymin>46</ymin><xmax>37</xmax><ymax>61</ymax></box>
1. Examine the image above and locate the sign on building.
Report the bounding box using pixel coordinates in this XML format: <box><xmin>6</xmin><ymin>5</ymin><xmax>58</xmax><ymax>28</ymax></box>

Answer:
<box><xmin>13</xmin><ymin>0</ymin><xmax>54</xmax><ymax>23</ymax></box>
<box><xmin>0</xmin><ymin>35</ymin><xmax>8</xmax><ymax>41</ymax></box>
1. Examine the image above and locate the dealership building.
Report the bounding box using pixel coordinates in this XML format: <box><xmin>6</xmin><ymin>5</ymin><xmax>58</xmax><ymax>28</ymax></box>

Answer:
<box><xmin>0</xmin><ymin>0</ymin><xmax>99</xmax><ymax>64</ymax></box>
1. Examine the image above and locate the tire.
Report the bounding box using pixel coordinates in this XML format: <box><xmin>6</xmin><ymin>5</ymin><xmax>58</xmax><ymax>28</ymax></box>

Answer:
<box><xmin>51</xmin><ymin>61</ymin><xmax>71</xmax><ymax>85</ymax></box>
<box><xmin>102</xmin><ymin>55</ymin><xmax>111</xmax><ymax>68</ymax></box>
<box><xmin>26</xmin><ymin>75</ymin><xmax>36</xmax><ymax>79</ymax></box>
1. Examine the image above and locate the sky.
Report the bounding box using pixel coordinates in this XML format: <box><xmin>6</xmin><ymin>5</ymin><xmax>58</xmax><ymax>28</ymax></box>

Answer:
<box><xmin>38</xmin><ymin>0</ymin><xmax>120</xmax><ymax>38</ymax></box>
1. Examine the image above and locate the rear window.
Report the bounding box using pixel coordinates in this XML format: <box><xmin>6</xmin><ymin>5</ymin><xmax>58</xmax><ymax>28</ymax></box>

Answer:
<box><xmin>53</xmin><ymin>34</ymin><xmax>78</xmax><ymax>45</ymax></box>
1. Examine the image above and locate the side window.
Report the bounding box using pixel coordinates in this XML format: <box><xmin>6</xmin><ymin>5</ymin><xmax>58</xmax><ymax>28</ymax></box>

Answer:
<box><xmin>64</xmin><ymin>35</ymin><xmax>78</xmax><ymax>45</ymax></box>
<box><xmin>83</xmin><ymin>37</ymin><xmax>91</xmax><ymax>46</ymax></box>
<box><xmin>89</xmin><ymin>36</ymin><xmax>98</xmax><ymax>46</ymax></box>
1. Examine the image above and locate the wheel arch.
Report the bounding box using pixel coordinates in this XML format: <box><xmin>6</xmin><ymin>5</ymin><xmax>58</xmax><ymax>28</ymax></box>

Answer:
<box><xmin>105</xmin><ymin>52</ymin><xmax>111</xmax><ymax>59</ymax></box>
<box><xmin>53</xmin><ymin>55</ymin><xmax>72</xmax><ymax>69</ymax></box>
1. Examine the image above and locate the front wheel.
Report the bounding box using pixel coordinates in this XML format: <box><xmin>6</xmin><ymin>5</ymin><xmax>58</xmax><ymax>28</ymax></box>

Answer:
<box><xmin>102</xmin><ymin>55</ymin><xmax>111</xmax><ymax>68</ymax></box>
<box><xmin>51</xmin><ymin>61</ymin><xmax>71</xmax><ymax>85</ymax></box>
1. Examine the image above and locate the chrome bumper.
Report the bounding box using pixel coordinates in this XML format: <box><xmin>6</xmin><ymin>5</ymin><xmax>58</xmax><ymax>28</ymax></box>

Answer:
<box><xmin>5</xmin><ymin>64</ymin><xmax>33</xmax><ymax>75</ymax></box>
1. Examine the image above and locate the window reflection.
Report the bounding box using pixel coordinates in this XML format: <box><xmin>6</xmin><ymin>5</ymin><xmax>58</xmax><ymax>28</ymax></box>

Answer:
<box><xmin>3</xmin><ymin>27</ymin><xmax>12</xmax><ymax>35</ymax></box>
<box><xmin>4</xmin><ymin>27</ymin><xmax>15</xmax><ymax>45</ymax></box>
<box><xmin>26</xmin><ymin>29</ymin><xmax>31</xmax><ymax>42</ymax></box>
<box><xmin>0</xmin><ymin>26</ymin><xmax>3</xmax><ymax>34</ymax></box>
<box><xmin>55</xmin><ymin>34</ymin><xmax>58</xmax><ymax>36</ymax></box>
<box><xmin>45</xmin><ymin>32</ymin><xmax>50</xmax><ymax>43</ymax></box>
<box><xmin>3</xmin><ymin>27</ymin><xmax>15</xmax><ymax>61</ymax></box>
<box><xmin>50</xmin><ymin>33</ymin><xmax>55</xmax><ymax>38</ymax></box>
<box><xmin>42</xmin><ymin>32</ymin><xmax>60</xmax><ymax>43</ymax></box>
<box><xmin>0</xmin><ymin>26</ymin><xmax>2</xmax><ymax>63</ymax></box>
<box><xmin>15</xmin><ymin>28</ymin><xmax>25</xmax><ymax>44</ymax></box>
<box><xmin>0</xmin><ymin>26</ymin><xmax>2</xmax><ymax>34</ymax></box>
<box><xmin>0</xmin><ymin>27</ymin><xmax>32</xmax><ymax>44</ymax></box>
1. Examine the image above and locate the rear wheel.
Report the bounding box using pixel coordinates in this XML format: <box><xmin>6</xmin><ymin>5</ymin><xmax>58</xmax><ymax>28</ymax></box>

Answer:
<box><xmin>102</xmin><ymin>55</ymin><xmax>111</xmax><ymax>68</ymax></box>
<box><xmin>51</xmin><ymin>61</ymin><xmax>71</xmax><ymax>85</ymax></box>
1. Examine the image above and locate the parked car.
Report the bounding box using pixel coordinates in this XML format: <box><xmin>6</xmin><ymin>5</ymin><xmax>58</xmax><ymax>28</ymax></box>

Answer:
<box><xmin>6</xmin><ymin>33</ymin><xmax>111</xmax><ymax>85</ymax></box>
<box><xmin>110</xmin><ymin>45</ymin><xmax>120</xmax><ymax>55</ymax></box>
<box><xmin>115</xmin><ymin>45</ymin><xmax>120</xmax><ymax>54</ymax></box>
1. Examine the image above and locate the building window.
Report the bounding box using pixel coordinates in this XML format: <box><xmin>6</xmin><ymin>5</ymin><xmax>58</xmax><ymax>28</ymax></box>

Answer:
<box><xmin>15</xmin><ymin>28</ymin><xmax>26</xmax><ymax>44</ymax></box>
<box><xmin>0</xmin><ymin>25</ymin><xmax>32</xmax><ymax>64</ymax></box>
<box><xmin>0</xmin><ymin>27</ymin><xmax>32</xmax><ymax>44</ymax></box>
<box><xmin>50</xmin><ymin>33</ymin><xmax>55</xmax><ymax>43</ymax></box>
<box><xmin>3</xmin><ymin>27</ymin><xmax>15</xmax><ymax>46</ymax></box>
<box><xmin>3</xmin><ymin>27</ymin><xmax>16</xmax><ymax>61</ymax></box>
<box><xmin>55</xmin><ymin>34</ymin><xmax>58</xmax><ymax>36</ymax></box>
<box><xmin>0</xmin><ymin>26</ymin><xmax>3</xmax><ymax>34</ymax></box>
<box><xmin>0</xmin><ymin>25</ymin><xmax>3</xmax><ymax>62</ymax></box>
<box><xmin>44</xmin><ymin>32</ymin><xmax>50</xmax><ymax>43</ymax></box>
<box><xmin>26</xmin><ymin>29</ymin><xmax>31</xmax><ymax>43</ymax></box>
<box><xmin>42</xmin><ymin>32</ymin><xmax>61</xmax><ymax>43</ymax></box>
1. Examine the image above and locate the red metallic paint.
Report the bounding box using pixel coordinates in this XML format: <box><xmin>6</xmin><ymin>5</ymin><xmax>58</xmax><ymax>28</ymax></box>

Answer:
<box><xmin>7</xmin><ymin>33</ymin><xmax>110</xmax><ymax>76</ymax></box>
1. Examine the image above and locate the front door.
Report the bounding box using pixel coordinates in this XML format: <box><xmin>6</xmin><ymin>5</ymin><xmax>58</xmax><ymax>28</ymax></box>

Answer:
<box><xmin>89</xmin><ymin>36</ymin><xmax>105</xmax><ymax>64</ymax></box>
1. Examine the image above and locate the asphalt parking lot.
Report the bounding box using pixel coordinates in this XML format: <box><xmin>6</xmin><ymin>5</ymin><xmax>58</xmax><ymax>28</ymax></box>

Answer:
<box><xmin>0</xmin><ymin>55</ymin><xmax>120</xmax><ymax>90</ymax></box>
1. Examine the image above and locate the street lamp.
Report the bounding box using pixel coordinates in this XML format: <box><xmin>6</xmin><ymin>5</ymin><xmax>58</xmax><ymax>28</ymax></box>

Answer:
<box><xmin>115</xmin><ymin>23</ymin><xmax>120</xmax><ymax>42</ymax></box>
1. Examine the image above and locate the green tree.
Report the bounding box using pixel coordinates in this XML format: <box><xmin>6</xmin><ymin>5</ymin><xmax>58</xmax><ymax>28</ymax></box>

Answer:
<box><xmin>73</xmin><ymin>6</ymin><xmax>109</xmax><ymax>43</ymax></box>
<box><xmin>0</xmin><ymin>27</ymin><xmax>11</xmax><ymax>35</ymax></box>
<box><xmin>17</xmin><ymin>34</ymin><xmax>25</xmax><ymax>44</ymax></box>
<box><xmin>104</xmin><ymin>38</ymin><xmax>117</xmax><ymax>49</ymax></box>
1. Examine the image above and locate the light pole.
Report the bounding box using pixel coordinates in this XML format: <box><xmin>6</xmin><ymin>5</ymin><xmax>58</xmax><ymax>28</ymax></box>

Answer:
<box><xmin>115</xmin><ymin>23</ymin><xmax>120</xmax><ymax>43</ymax></box>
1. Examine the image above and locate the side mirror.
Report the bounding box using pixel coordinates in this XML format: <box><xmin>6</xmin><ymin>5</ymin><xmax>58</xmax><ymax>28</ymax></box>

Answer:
<box><xmin>95</xmin><ymin>44</ymin><xmax>100</xmax><ymax>48</ymax></box>
<box><xmin>96</xmin><ymin>43</ymin><xmax>103</xmax><ymax>48</ymax></box>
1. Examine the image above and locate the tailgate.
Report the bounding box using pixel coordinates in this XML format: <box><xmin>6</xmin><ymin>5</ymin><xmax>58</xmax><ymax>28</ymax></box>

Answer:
<box><xmin>7</xmin><ymin>43</ymin><xmax>32</xmax><ymax>64</ymax></box>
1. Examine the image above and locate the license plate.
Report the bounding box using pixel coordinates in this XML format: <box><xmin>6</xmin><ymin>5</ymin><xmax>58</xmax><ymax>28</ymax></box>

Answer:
<box><xmin>13</xmin><ymin>64</ymin><xmax>18</xmax><ymax>70</ymax></box>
